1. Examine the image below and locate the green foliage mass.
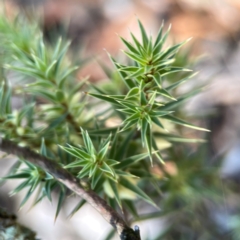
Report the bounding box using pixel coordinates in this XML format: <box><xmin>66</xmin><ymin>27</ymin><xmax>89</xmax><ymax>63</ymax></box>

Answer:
<box><xmin>1</xmin><ymin>13</ymin><xmax>225</xmax><ymax>239</ymax></box>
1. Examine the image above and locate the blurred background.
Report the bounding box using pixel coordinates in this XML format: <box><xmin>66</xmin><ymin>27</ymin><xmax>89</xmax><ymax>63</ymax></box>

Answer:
<box><xmin>1</xmin><ymin>0</ymin><xmax>240</xmax><ymax>239</ymax></box>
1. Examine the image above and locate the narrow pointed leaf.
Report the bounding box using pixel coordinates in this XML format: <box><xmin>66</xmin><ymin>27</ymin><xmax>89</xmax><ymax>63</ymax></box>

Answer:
<box><xmin>19</xmin><ymin>187</ymin><xmax>35</xmax><ymax>209</ymax></box>
<box><xmin>10</xmin><ymin>180</ymin><xmax>30</xmax><ymax>196</ymax></box>
<box><xmin>100</xmin><ymin>162</ymin><xmax>115</xmax><ymax>176</ymax></box>
<box><xmin>108</xmin><ymin>179</ymin><xmax>122</xmax><ymax>209</ymax></box>
<box><xmin>138</xmin><ymin>20</ymin><xmax>148</xmax><ymax>48</ymax></box>
<box><xmin>124</xmin><ymin>200</ymin><xmax>139</xmax><ymax>218</ymax></box>
<box><xmin>154</xmin><ymin>22</ymin><xmax>164</xmax><ymax>47</ymax></box>
<box><xmin>151</xmin><ymin>117</ymin><xmax>166</xmax><ymax>130</ymax></box>
<box><xmin>162</xmin><ymin>115</ymin><xmax>210</xmax><ymax>132</ymax></box>
<box><xmin>69</xmin><ymin>199</ymin><xmax>86</xmax><ymax>218</ymax></box>
<box><xmin>91</xmin><ymin>169</ymin><xmax>103</xmax><ymax>189</ymax></box>
<box><xmin>141</xmin><ymin>118</ymin><xmax>148</xmax><ymax>147</ymax></box>
<box><xmin>152</xmin><ymin>138</ymin><xmax>164</xmax><ymax>164</ymax></box>
<box><xmin>116</xmin><ymin>152</ymin><xmax>149</xmax><ymax>169</ymax></box>
<box><xmin>110</xmin><ymin>55</ymin><xmax>135</xmax><ymax>89</ymax></box>
<box><xmin>145</xmin><ymin>125</ymin><xmax>153</xmax><ymax>163</ymax></box>
<box><xmin>166</xmin><ymin>72</ymin><xmax>198</xmax><ymax>91</ymax></box>
<box><xmin>119</xmin><ymin>177</ymin><xmax>157</xmax><ymax>208</ymax></box>
<box><xmin>116</xmin><ymin>129</ymin><xmax>135</xmax><ymax>160</ymax></box>
<box><xmin>120</xmin><ymin>37</ymin><xmax>139</xmax><ymax>54</ymax></box>
<box><xmin>123</xmin><ymin>51</ymin><xmax>148</xmax><ymax>65</ymax></box>
<box><xmin>55</xmin><ymin>186</ymin><xmax>66</xmax><ymax>221</ymax></box>
<box><xmin>87</xmin><ymin>92</ymin><xmax>120</xmax><ymax>105</ymax></box>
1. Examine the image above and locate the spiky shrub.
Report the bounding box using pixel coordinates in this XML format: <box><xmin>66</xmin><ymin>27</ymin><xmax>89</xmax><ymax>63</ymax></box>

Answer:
<box><xmin>0</xmin><ymin>14</ymin><xmax>210</xmax><ymax>239</ymax></box>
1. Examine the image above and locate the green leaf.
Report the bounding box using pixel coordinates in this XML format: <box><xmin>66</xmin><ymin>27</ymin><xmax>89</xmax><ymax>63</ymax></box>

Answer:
<box><xmin>2</xmin><ymin>173</ymin><xmax>30</xmax><ymax>179</ymax></box>
<box><xmin>91</xmin><ymin>169</ymin><xmax>103</xmax><ymax>189</ymax></box>
<box><xmin>123</xmin><ymin>200</ymin><xmax>139</xmax><ymax>218</ymax></box>
<box><xmin>120</xmin><ymin>37</ymin><xmax>139</xmax><ymax>55</ymax></box>
<box><xmin>152</xmin><ymin>138</ymin><xmax>164</xmax><ymax>164</ymax></box>
<box><xmin>54</xmin><ymin>41</ymin><xmax>71</xmax><ymax>75</ymax></box>
<box><xmin>109</xmin><ymin>132</ymin><xmax>119</xmax><ymax>159</ymax></box>
<box><xmin>6</xmin><ymin>65</ymin><xmax>45</xmax><ymax>79</ymax></box>
<box><xmin>119</xmin><ymin>177</ymin><xmax>158</xmax><ymax>208</ymax></box>
<box><xmin>88</xmin><ymin>127</ymin><xmax>118</xmax><ymax>136</ymax></box>
<box><xmin>145</xmin><ymin>125</ymin><xmax>153</xmax><ymax>163</ymax></box>
<box><xmin>44</xmin><ymin>113</ymin><xmax>67</xmax><ymax>131</ymax></box>
<box><xmin>68</xmin><ymin>199</ymin><xmax>86</xmax><ymax>218</ymax></box>
<box><xmin>10</xmin><ymin>179</ymin><xmax>30</xmax><ymax>196</ymax></box>
<box><xmin>115</xmin><ymin>170</ymin><xmax>138</xmax><ymax>178</ymax></box>
<box><xmin>86</xmin><ymin>92</ymin><xmax>120</xmax><ymax>105</ymax></box>
<box><xmin>45</xmin><ymin>60</ymin><xmax>57</xmax><ymax>78</ymax></box>
<box><xmin>29</xmin><ymin>89</ymin><xmax>57</xmax><ymax>102</ymax></box>
<box><xmin>19</xmin><ymin>187</ymin><xmax>35</xmax><ymax>209</ymax></box>
<box><xmin>153</xmin><ymin>24</ymin><xmax>171</xmax><ymax>56</ymax></box>
<box><xmin>64</xmin><ymin>159</ymin><xmax>89</xmax><ymax>169</ymax></box>
<box><xmin>116</xmin><ymin>152</ymin><xmax>149</xmax><ymax>169</ymax></box>
<box><xmin>58</xmin><ymin>66</ymin><xmax>79</xmax><ymax>88</ymax></box>
<box><xmin>69</xmin><ymin>78</ymin><xmax>87</xmax><ymax>99</ymax></box>
<box><xmin>123</xmin><ymin>51</ymin><xmax>148</xmax><ymax>65</ymax></box>
<box><xmin>98</xmin><ymin>140</ymin><xmax>110</xmax><ymax>160</ymax></box>
<box><xmin>108</xmin><ymin>179</ymin><xmax>122</xmax><ymax>209</ymax></box>
<box><xmin>29</xmin><ymin>177</ymin><xmax>40</xmax><ymax>193</ymax></box>
<box><xmin>128</xmin><ymin>36</ymin><xmax>144</xmax><ymax>60</ymax></box>
<box><xmin>159</xmin><ymin>88</ymin><xmax>203</xmax><ymax>111</ymax></box>
<box><xmin>123</xmin><ymin>112</ymin><xmax>140</xmax><ymax>124</ymax></box>
<box><xmin>37</xmin><ymin>37</ymin><xmax>46</xmax><ymax>62</ymax></box>
<box><xmin>117</xmin><ymin>108</ymin><xmax>135</xmax><ymax>115</ymax></box>
<box><xmin>44</xmin><ymin>180</ymin><xmax>55</xmax><ymax>201</ymax></box>
<box><xmin>148</xmin><ymin>91</ymin><xmax>157</xmax><ymax>105</ymax></box>
<box><xmin>140</xmin><ymin>82</ymin><xmax>148</xmax><ymax>106</ymax></box>
<box><xmin>110</xmin><ymin>55</ymin><xmax>135</xmax><ymax>89</ymax></box>
<box><xmin>149</xmin><ymin>110</ymin><xmax>172</xmax><ymax>117</ymax></box>
<box><xmin>81</xmin><ymin>128</ymin><xmax>95</xmax><ymax>154</ymax></box>
<box><xmin>0</xmin><ymin>83</ymin><xmax>12</xmax><ymax>116</ymax></box>
<box><xmin>61</xmin><ymin>145</ymin><xmax>91</xmax><ymax>160</ymax></box>
<box><xmin>16</xmin><ymin>103</ymin><xmax>34</xmax><ymax>126</ymax></box>
<box><xmin>126</xmin><ymin>67</ymin><xmax>145</xmax><ymax>79</ymax></box>
<box><xmin>154</xmin><ymin>21</ymin><xmax>164</xmax><ymax>47</ymax></box>
<box><xmin>162</xmin><ymin>115</ymin><xmax>210</xmax><ymax>132</ymax></box>
<box><xmin>166</xmin><ymin>72</ymin><xmax>198</xmax><ymax>91</ymax></box>
<box><xmin>99</xmin><ymin>133</ymin><xmax>112</xmax><ymax>150</ymax></box>
<box><xmin>89</xmin><ymin>164</ymin><xmax>98</xmax><ymax>178</ymax></box>
<box><xmin>52</xmin><ymin>37</ymin><xmax>62</xmax><ymax>60</ymax></box>
<box><xmin>119</xmin><ymin>66</ymin><xmax>140</xmax><ymax>73</ymax></box>
<box><xmin>160</xmin><ymin>38</ymin><xmax>192</xmax><ymax>60</ymax></box>
<box><xmin>153</xmin><ymin>132</ymin><xmax>206</xmax><ymax>143</ymax></box>
<box><xmin>151</xmin><ymin>116</ymin><xmax>166</xmax><ymax>130</ymax></box>
<box><xmin>125</xmin><ymin>87</ymin><xmax>139</xmax><ymax>101</ymax></box>
<box><xmin>100</xmin><ymin>162</ymin><xmax>115</xmax><ymax>177</ymax></box>
<box><xmin>119</xmin><ymin>119</ymin><xmax>138</xmax><ymax>132</ymax></box>
<box><xmin>106</xmin><ymin>159</ymin><xmax>119</xmax><ymax>166</ymax></box>
<box><xmin>118</xmin><ymin>100</ymin><xmax>139</xmax><ymax>111</ymax></box>
<box><xmin>141</xmin><ymin>118</ymin><xmax>148</xmax><ymax>147</ymax></box>
<box><xmin>116</xmin><ymin>129</ymin><xmax>135</xmax><ymax>160</ymax></box>
<box><xmin>153</xmin><ymin>88</ymin><xmax>176</xmax><ymax>101</ymax></box>
<box><xmin>147</xmin><ymin>35</ymin><xmax>153</xmax><ymax>56</ymax></box>
<box><xmin>160</xmin><ymin>67</ymin><xmax>192</xmax><ymax>77</ymax></box>
<box><xmin>40</xmin><ymin>138</ymin><xmax>47</xmax><ymax>157</ymax></box>
<box><xmin>78</xmin><ymin>163</ymin><xmax>93</xmax><ymax>178</ymax></box>
<box><xmin>138</xmin><ymin>19</ymin><xmax>148</xmax><ymax>48</ymax></box>
<box><xmin>151</xmin><ymin>73</ymin><xmax>162</xmax><ymax>88</ymax></box>
<box><xmin>55</xmin><ymin>185</ymin><xmax>66</xmax><ymax>221</ymax></box>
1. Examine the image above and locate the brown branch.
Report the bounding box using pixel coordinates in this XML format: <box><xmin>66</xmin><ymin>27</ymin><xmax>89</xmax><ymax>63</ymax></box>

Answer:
<box><xmin>0</xmin><ymin>138</ymin><xmax>141</xmax><ymax>240</ymax></box>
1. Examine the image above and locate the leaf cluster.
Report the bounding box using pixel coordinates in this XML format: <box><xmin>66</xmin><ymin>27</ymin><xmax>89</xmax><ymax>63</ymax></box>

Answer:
<box><xmin>0</xmin><ymin>14</ymin><xmax>209</xmax><ymax>233</ymax></box>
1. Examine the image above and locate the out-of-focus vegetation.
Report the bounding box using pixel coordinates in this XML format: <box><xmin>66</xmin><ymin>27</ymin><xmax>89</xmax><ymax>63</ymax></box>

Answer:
<box><xmin>1</xmin><ymin>1</ymin><xmax>240</xmax><ymax>240</ymax></box>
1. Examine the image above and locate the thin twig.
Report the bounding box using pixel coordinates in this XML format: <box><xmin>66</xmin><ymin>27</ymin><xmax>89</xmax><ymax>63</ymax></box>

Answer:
<box><xmin>0</xmin><ymin>138</ymin><xmax>141</xmax><ymax>240</ymax></box>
